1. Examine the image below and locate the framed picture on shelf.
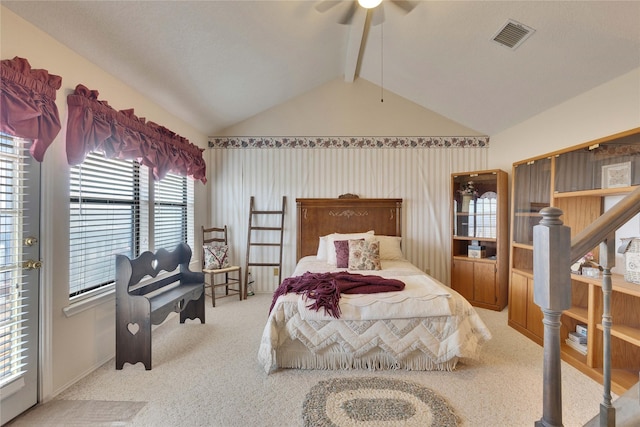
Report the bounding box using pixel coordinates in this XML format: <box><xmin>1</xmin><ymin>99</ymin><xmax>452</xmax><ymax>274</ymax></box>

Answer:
<box><xmin>601</xmin><ymin>161</ymin><xmax>632</xmax><ymax>189</ymax></box>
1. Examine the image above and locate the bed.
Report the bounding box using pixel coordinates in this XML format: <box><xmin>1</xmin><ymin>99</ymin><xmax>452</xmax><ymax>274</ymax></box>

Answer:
<box><xmin>258</xmin><ymin>197</ymin><xmax>492</xmax><ymax>373</ymax></box>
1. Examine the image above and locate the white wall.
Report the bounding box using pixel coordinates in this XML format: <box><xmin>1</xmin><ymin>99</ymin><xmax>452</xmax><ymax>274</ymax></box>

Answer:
<box><xmin>209</xmin><ymin>146</ymin><xmax>488</xmax><ymax>293</ymax></box>
<box><xmin>489</xmin><ymin>67</ymin><xmax>640</xmax><ymax>274</ymax></box>
<box><xmin>217</xmin><ymin>77</ymin><xmax>484</xmax><ymax>137</ymax></box>
<box><xmin>210</xmin><ymin>76</ymin><xmax>490</xmax><ymax>292</ymax></box>
<box><xmin>1</xmin><ymin>7</ymin><xmax>209</xmax><ymax>398</ymax></box>
<box><xmin>209</xmin><ymin>68</ymin><xmax>640</xmax><ymax>294</ymax></box>
<box><xmin>488</xmin><ymin>67</ymin><xmax>640</xmax><ymax>173</ymax></box>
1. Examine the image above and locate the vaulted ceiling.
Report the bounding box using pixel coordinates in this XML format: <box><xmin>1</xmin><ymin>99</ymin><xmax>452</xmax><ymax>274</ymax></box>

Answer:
<box><xmin>4</xmin><ymin>1</ymin><xmax>640</xmax><ymax>136</ymax></box>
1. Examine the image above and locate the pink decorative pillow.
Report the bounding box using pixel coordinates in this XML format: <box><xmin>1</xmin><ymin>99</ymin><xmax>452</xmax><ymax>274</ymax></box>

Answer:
<box><xmin>348</xmin><ymin>239</ymin><xmax>381</xmax><ymax>271</ymax></box>
<box><xmin>334</xmin><ymin>239</ymin><xmax>363</xmax><ymax>268</ymax></box>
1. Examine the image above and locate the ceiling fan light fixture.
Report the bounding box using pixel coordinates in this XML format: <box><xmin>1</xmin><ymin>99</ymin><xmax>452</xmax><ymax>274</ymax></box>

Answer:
<box><xmin>358</xmin><ymin>0</ymin><xmax>383</xmax><ymax>9</ymax></box>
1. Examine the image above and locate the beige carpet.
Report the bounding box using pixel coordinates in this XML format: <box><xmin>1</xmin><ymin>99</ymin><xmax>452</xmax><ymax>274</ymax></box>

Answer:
<box><xmin>7</xmin><ymin>400</ymin><xmax>145</xmax><ymax>426</ymax></box>
<box><xmin>11</xmin><ymin>293</ymin><xmax>612</xmax><ymax>426</ymax></box>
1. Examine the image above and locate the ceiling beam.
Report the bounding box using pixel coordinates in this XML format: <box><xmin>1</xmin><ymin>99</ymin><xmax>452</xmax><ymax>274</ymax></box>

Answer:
<box><xmin>343</xmin><ymin>9</ymin><xmax>368</xmax><ymax>83</ymax></box>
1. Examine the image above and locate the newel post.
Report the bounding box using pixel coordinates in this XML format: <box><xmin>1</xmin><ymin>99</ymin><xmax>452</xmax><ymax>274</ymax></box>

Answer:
<box><xmin>534</xmin><ymin>207</ymin><xmax>571</xmax><ymax>427</ymax></box>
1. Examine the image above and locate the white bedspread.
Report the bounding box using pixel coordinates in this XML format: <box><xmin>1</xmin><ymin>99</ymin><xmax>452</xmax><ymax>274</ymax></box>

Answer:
<box><xmin>291</xmin><ymin>274</ymin><xmax>452</xmax><ymax>321</ymax></box>
<box><xmin>258</xmin><ymin>257</ymin><xmax>492</xmax><ymax>373</ymax></box>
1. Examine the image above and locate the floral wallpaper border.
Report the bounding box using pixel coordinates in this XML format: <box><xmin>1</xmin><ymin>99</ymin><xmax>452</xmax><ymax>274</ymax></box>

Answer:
<box><xmin>208</xmin><ymin>136</ymin><xmax>489</xmax><ymax>149</ymax></box>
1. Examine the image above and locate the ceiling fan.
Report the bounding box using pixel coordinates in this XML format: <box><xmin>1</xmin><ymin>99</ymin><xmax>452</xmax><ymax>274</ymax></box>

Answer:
<box><xmin>315</xmin><ymin>0</ymin><xmax>416</xmax><ymax>26</ymax></box>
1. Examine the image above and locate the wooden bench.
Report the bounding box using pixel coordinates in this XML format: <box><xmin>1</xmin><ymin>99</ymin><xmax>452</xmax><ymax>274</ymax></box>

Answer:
<box><xmin>115</xmin><ymin>243</ymin><xmax>205</xmax><ymax>370</ymax></box>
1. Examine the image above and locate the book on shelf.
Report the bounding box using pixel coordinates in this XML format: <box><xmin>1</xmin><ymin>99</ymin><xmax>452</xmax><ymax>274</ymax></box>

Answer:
<box><xmin>568</xmin><ymin>331</ymin><xmax>587</xmax><ymax>345</ymax></box>
<box><xmin>565</xmin><ymin>338</ymin><xmax>587</xmax><ymax>355</ymax></box>
<box><xmin>576</xmin><ymin>324</ymin><xmax>587</xmax><ymax>336</ymax></box>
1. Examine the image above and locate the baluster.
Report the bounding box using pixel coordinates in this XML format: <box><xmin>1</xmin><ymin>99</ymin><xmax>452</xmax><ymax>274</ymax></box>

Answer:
<box><xmin>599</xmin><ymin>237</ymin><xmax>616</xmax><ymax>427</ymax></box>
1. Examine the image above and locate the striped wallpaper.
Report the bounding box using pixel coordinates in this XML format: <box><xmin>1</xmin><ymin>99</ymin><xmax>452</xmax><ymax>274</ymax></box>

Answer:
<box><xmin>207</xmin><ymin>141</ymin><xmax>488</xmax><ymax>293</ymax></box>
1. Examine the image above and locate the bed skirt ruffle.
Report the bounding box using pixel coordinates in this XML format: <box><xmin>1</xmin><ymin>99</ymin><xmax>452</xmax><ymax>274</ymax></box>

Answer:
<box><xmin>271</xmin><ymin>343</ymin><xmax>459</xmax><ymax>372</ymax></box>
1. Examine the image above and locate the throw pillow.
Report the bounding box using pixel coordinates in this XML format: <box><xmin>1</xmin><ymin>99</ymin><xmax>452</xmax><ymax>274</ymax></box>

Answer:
<box><xmin>376</xmin><ymin>235</ymin><xmax>404</xmax><ymax>260</ymax></box>
<box><xmin>348</xmin><ymin>239</ymin><xmax>381</xmax><ymax>271</ymax></box>
<box><xmin>335</xmin><ymin>238</ymin><xmax>364</xmax><ymax>268</ymax></box>
<box><xmin>204</xmin><ymin>244</ymin><xmax>230</xmax><ymax>270</ymax></box>
<box><xmin>316</xmin><ymin>235</ymin><xmax>328</xmax><ymax>261</ymax></box>
<box><xmin>326</xmin><ymin>231</ymin><xmax>374</xmax><ymax>266</ymax></box>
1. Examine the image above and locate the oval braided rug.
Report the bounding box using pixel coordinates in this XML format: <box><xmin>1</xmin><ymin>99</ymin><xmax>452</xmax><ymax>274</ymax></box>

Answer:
<box><xmin>302</xmin><ymin>377</ymin><xmax>459</xmax><ymax>426</ymax></box>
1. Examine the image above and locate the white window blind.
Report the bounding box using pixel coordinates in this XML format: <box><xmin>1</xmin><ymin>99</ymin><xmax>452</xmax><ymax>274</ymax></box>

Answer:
<box><xmin>69</xmin><ymin>152</ymin><xmax>147</xmax><ymax>297</ymax></box>
<box><xmin>69</xmin><ymin>152</ymin><xmax>193</xmax><ymax>298</ymax></box>
<box><xmin>154</xmin><ymin>173</ymin><xmax>193</xmax><ymax>251</ymax></box>
<box><xmin>0</xmin><ymin>134</ymin><xmax>28</xmax><ymax>386</ymax></box>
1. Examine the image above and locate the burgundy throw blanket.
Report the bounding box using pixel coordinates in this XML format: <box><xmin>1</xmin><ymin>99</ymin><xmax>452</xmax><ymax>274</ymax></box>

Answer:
<box><xmin>269</xmin><ymin>271</ymin><xmax>405</xmax><ymax>319</ymax></box>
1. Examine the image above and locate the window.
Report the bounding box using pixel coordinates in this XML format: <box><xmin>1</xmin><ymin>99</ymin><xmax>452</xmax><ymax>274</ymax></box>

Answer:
<box><xmin>154</xmin><ymin>172</ymin><xmax>194</xmax><ymax>251</ymax></box>
<box><xmin>69</xmin><ymin>152</ymin><xmax>193</xmax><ymax>298</ymax></box>
<box><xmin>0</xmin><ymin>134</ymin><xmax>29</xmax><ymax>386</ymax></box>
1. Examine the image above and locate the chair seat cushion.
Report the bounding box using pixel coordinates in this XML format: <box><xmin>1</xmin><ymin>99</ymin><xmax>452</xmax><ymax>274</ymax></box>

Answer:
<box><xmin>203</xmin><ymin>265</ymin><xmax>241</xmax><ymax>274</ymax></box>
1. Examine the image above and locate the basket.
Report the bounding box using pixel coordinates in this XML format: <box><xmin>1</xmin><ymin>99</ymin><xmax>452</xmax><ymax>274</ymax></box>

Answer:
<box><xmin>618</xmin><ymin>238</ymin><xmax>640</xmax><ymax>284</ymax></box>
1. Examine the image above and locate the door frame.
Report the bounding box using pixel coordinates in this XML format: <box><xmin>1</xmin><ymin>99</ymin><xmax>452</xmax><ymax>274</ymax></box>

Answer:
<box><xmin>38</xmin><ymin>148</ymin><xmax>55</xmax><ymax>403</ymax></box>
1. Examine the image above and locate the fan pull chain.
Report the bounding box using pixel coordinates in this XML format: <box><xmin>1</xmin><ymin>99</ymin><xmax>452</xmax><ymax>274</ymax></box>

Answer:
<box><xmin>380</xmin><ymin>22</ymin><xmax>384</xmax><ymax>102</ymax></box>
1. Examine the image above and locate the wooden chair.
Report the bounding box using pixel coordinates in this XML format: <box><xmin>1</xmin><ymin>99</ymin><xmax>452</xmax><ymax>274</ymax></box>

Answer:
<box><xmin>202</xmin><ymin>226</ymin><xmax>243</xmax><ymax>307</ymax></box>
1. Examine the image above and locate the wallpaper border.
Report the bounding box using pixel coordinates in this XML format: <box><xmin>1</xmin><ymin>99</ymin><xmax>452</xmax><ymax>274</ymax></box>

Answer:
<box><xmin>208</xmin><ymin>136</ymin><xmax>489</xmax><ymax>149</ymax></box>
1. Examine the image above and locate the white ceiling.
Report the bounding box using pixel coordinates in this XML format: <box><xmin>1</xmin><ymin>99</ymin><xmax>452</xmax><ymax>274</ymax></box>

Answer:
<box><xmin>4</xmin><ymin>1</ymin><xmax>640</xmax><ymax>136</ymax></box>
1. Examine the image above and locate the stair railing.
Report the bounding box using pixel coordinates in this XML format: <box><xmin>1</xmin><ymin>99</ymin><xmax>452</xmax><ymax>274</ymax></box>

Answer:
<box><xmin>534</xmin><ymin>185</ymin><xmax>640</xmax><ymax>427</ymax></box>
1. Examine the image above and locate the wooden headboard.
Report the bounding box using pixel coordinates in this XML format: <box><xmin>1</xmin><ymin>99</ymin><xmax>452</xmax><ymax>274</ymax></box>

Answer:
<box><xmin>296</xmin><ymin>198</ymin><xmax>403</xmax><ymax>261</ymax></box>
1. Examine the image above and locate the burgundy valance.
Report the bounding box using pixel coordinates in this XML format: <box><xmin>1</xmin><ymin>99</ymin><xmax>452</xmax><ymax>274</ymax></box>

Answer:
<box><xmin>66</xmin><ymin>84</ymin><xmax>207</xmax><ymax>183</ymax></box>
<box><xmin>0</xmin><ymin>57</ymin><xmax>62</xmax><ymax>161</ymax></box>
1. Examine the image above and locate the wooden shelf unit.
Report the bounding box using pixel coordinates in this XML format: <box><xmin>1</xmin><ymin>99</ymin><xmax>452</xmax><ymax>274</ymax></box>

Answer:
<box><xmin>507</xmin><ymin>127</ymin><xmax>640</xmax><ymax>395</ymax></box>
<box><xmin>451</xmin><ymin>169</ymin><xmax>508</xmax><ymax>311</ymax></box>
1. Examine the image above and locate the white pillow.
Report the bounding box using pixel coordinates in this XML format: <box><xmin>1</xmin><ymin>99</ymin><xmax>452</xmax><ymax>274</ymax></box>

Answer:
<box><xmin>375</xmin><ymin>235</ymin><xmax>404</xmax><ymax>260</ymax></box>
<box><xmin>316</xmin><ymin>236</ymin><xmax>328</xmax><ymax>261</ymax></box>
<box><xmin>326</xmin><ymin>231</ymin><xmax>375</xmax><ymax>266</ymax></box>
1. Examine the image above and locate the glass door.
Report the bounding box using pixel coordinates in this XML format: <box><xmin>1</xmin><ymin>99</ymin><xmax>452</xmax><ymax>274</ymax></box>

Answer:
<box><xmin>512</xmin><ymin>158</ymin><xmax>551</xmax><ymax>245</ymax></box>
<box><xmin>0</xmin><ymin>134</ymin><xmax>40</xmax><ymax>424</ymax></box>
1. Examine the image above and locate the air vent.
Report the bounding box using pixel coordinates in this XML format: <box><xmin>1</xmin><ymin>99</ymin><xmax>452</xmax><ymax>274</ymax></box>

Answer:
<box><xmin>492</xmin><ymin>19</ymin><xmax>535</xmax><ymax>50</ymax></box>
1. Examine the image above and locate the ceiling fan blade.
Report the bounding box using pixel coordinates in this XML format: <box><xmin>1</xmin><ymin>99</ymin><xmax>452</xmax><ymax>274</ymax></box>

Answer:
<box><xmin>338</xmin><ymin>2</ymin><xmax>359</xmax><ymax>25</ymax></box>
<box><xmin>389</xmin><ymin>0</ymin><xmax>417</xmax><ymax>14</ymax></box>
<box><xmin>315</xmin><ymin>0</ymin><xmax>343</xmax><ymax>13</ymax></box>
<box><xmin>371</xmin><ymin>6</ymin><xmax>385</xmax><ymax>26</ymax></box>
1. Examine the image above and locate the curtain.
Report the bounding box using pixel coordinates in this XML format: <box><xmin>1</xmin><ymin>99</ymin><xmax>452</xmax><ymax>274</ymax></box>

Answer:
<box><xmin>0</xmin><ymin>56</ymin><xmax>62</xmax><ymax>161</ymax></box>
<box><xmin>66</xmin><ymin>84</ymin><xmax>207</xmax><ymax>183</ymax></box>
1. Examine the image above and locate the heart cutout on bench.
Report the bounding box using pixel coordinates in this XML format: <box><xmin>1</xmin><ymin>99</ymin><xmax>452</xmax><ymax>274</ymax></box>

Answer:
<box><xmin>127</xmin><ymin>322</ymin><xmax>140</xmax><ymax>336</ymax></box>
<box><xmin>151</xmin><ymin>259</ymin><xmax>159</xmax><ymax>270</ymax></box>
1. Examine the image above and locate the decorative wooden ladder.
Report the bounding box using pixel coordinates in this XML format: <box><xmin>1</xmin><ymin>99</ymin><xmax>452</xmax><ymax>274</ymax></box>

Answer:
<box><xmin>244</xmin><ymin>196</ymin><xmax>286</xmax><ymax>289</ymax></box>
